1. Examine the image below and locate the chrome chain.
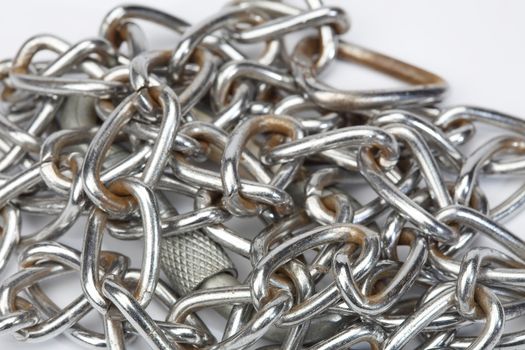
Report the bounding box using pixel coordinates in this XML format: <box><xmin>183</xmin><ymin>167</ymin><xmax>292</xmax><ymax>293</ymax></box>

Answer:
<box><xmin>0</xmin><ymin>2</ymin><xmax>524</xmax><ymax>349</ymax></box>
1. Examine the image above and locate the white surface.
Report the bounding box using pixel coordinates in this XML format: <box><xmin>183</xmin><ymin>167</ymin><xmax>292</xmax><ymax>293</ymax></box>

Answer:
<box><xmin>1</xmin><ymin>1</ymin><xmax>525</xmax><ymax>349</ymax></box>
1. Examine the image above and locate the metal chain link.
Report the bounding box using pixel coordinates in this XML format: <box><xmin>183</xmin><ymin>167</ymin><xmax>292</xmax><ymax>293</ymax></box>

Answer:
<box><xmin>0</xmin><ymin>1</ymin><xmax>524</xmax><ymax>349</ymax></box>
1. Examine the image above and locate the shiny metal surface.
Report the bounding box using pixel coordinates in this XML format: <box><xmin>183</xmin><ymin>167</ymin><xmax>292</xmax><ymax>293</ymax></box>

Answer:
<box><xmin>0</xmin><ymin>1</ymin><xmax>524</xmax><ymax>349</ymax></box>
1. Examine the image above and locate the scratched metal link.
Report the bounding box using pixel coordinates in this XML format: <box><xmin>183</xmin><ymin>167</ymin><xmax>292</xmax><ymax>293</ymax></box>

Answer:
<box><xmin>0</xmin><ymin>1</ymin><xmax>524</xmax><ymax>349</ymax></box>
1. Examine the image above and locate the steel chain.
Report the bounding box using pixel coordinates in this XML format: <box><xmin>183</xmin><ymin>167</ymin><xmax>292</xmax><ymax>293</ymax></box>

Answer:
<box><xmin>0</xmin><ymin>1</ymin><xmax>524</xmax><ymax>349</ymax></box>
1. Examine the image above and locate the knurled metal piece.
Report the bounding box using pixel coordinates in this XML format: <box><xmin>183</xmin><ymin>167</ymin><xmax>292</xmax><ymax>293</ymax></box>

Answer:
<box><xmin>160</xmin><ymin>231</ymin><xmax>236</xmax><ymax>296</ymax></box>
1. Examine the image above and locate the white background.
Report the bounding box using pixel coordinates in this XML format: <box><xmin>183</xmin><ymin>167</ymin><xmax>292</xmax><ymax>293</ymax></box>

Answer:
<box><xmin>1</xmin><ymin>1</ymin><xmax>525</xmax><ymax>349</ymax></box>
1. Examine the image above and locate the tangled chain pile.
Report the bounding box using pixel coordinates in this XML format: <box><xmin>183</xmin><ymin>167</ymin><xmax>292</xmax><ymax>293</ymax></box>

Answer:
<box><xmin>1</xmin><ymin>2</ymin><xmax>525</xmax><ymax>349</ymax></box>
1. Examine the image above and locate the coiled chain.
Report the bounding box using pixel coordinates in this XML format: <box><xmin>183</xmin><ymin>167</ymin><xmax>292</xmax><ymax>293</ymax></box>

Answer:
<box><xmin>0</xmin><ymin>2</ymin><xmax>524</xmax><ymax>349</ymax></box>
